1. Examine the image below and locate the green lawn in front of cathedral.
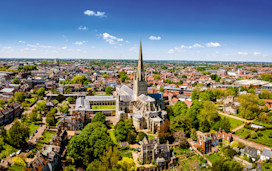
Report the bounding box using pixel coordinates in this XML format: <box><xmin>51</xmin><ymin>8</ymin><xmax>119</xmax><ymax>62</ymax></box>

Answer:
<box><xmin>91</xmin><ymin>105</ymin><xmax>116</xmax><ymax>109</ymax></box>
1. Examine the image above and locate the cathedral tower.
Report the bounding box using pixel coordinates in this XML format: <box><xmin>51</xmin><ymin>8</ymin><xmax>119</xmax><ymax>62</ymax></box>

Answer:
<box><xmin>133</xmin><ymin>42</ymin><xmax>148</xmax><ymax>96</ymax></box>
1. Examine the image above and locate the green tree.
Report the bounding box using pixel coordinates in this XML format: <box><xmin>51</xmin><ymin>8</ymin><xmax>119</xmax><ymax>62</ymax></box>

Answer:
<box><xmin>105</xmin><ymin>86</ymin><xmax>113</xmax><ymax>95</ymax></box>
<box><xmin>36</xmin><ymin>88</ymin><xmax>45</xmax><ymax>97</ymax></box>
<box><xmin>212</xmin><ymin>159</ymin><xmax>242</xmax><ymax>171</ymax></box>
<box><xmin>0</xmin><ymin>99</ymin><xmax>5</xmax><ymax>108</ymax></box>
<box><xmin>14</xmin><ymin>92</ymin><xmax>26</xmax><ymax>103</ymax></box>
<box><xmin>67</xmin><ymin>122</ymin><xmax>113</xmax><ymax>167</ymax></box>
<box><xmin>172</xmin><ymin>101</ymin><xmax>188</xmax><ymax>117</ymax></box>
<box><xmin>58</xmin><ymin>101</ymin><xmax>69</xmax><ymax>114</ymax></box>
<box><xmin>154</xmin><ymin>74</ymin><xmax>160</xmax><ymax>80</ymax></box>
<box><xmin>261</xmin><ymin>73</ymin><xmax>272</xmax><ymax>81</ymax></box>
<box><xmin>72</xmin><ymin>75</ymin><xmax>87</xmax><ymax>84</ymax></box>
<box><xmin>170</xmin><ymin>115</ymin><xmax>192</xmax><ymax>134</ymax></box>
<box><xmin>36</xmin><ymin>100</ymin><xmax>46</xmax><ymax>113</ymax></box>
<box><xmin>198</xmin><ymin>101</ymin><xmax>219</xmax><ymax>132</ymax></box>
<box><xmin>136</xmin><ymin>132</ymin><xmax>147</xmax><ymax>142</ymax></box>
<box><xmin>239</xmin><ymin>94</ymin><xmax>261</xmax><ymax>119</ymax></box>
<box><xmin>8</xmin><ymin>120</ymin><xmax>30</xmax><ymax>148</ymax></box>
<box><xmin>92</xmin><ymin>112</ymin><xmax>106</xmax><ymax>124</ymax></box>
<box><xmin>117</xmin><ymin>157</ymin><xmax>137</xmax><ymax>171</ymax></box>
<box><xmin>199</xmin><ymin>92</ymin><xmax>210</xmax><ymax>101</ymax></box>
<box><xmin>46</xmin><ymin>109</ymin><xmax>56</xmax><ymax>126</ymax></box>
<box><xmin>12</xmin><ymin>78</ymin><xmax>19</xmax><ymax>84</ymax></box>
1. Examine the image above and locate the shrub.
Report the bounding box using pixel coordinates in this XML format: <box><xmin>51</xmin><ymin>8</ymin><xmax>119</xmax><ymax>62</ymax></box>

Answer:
<box><xmin>269</xmin><ymin>132</ymin><xmax>272</xmax><ymax>138</ymax></box>
<box><xmin>250</xmin><ymin>131</ymin><xmax>257</xmax><ymax>139</ymax></box>
<box><xmin>257</xmin><ymin>131</ymin><xmax>263</xmax><ymax>137</ymax></box>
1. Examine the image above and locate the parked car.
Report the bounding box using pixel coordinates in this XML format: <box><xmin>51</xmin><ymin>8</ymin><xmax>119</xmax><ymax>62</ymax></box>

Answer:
<box><xmin>35</xmin><ymin>138</ymin><xmax>37</xmax><ymax>142</ymax></box>
<box><xmin>26</xmin><ymin>149</ymin><xmax>30</xmax><ymax>153</ymax></box>
<box><xmin>35</xmin><ymin>130</ymin><xmax>38</xmax><ymax>133</ymax></box>
<box><xmin>29</xmin><ymin>136</ymin><xmax>33</xmax><ymax>139</ymax></box>
<box><xmin>6</xmin><ymin>162</ymin><xmax>9</xmax><ymax>166</ymax></box>
<box><xmin>16</xmin><ymin>150</ymin><xmax>21</xmax><ymax>155</ymax></box>
<box><xmin>1</xmin><ymin>159</ymin><xmax>4</xmax><ymax>163</ymax></box>
<box><xmin>10</xmin><ymin>153</ymin><xmax>15</xmax><ymax>157</ymax></box>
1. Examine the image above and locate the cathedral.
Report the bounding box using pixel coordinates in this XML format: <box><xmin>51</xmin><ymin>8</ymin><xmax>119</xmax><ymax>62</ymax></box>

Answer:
<box><xmin>116</xmin><ymin>42</ymin><xmax>166</xmax><ymax>133</ymax></box>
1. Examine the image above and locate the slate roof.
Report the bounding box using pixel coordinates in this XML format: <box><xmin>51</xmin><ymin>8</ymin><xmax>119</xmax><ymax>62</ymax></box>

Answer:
<box><xmin>262</xmin><ymin>148</ymin><xmax>272</xmax><ymax>158</ymax></box>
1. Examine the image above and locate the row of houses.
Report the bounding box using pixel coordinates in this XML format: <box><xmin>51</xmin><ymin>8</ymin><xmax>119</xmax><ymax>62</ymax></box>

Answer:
<box><xmin>25</xmin><ymin>128</ymin><xmax>68</xmax><ymax>171</ymax></box>
<box><xmin>0</xmin><ymin>102</ymin><xmax>22</xmax><ymax>125</ymax></box>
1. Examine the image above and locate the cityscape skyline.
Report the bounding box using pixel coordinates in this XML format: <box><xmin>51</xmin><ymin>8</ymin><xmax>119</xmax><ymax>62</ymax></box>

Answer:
<box><xmin>0</xmin><ymin>0</ymin><xmax>272</xmax><ymax>62</ymax></box>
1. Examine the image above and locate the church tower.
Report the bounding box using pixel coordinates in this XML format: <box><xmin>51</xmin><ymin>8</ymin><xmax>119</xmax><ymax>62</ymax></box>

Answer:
<box><xmin>133</xmin><ymin>42</ymin><xmax>148</xmax><ymax>96</ymax></box>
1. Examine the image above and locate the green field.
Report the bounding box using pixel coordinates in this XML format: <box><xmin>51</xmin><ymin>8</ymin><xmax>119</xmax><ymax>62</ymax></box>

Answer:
<box><xmin>108</xmin><ymin>130</ymin><xmax>118</xmax><ymax>145</ymax></box>
<box><xmin>0</xmin><ymin>144</ymin><xmax>18</xmax><ymax>159</ymax></box>
<box><xmin>205</xmin><ymin>153</ymin><xmax>224</xmax><ymax>164</ymax></box>
<box><xmin>29</xmin><ymin>123</ymin><xmax>40</xmax><ymax>136</ymax></box>
<box><xmin>91</xmin><ymin>105</ymin><xmax>116</xmax><ymax>109</ymax></box>
<box><xmin>220</xmin><ymin>115</ymin><xmax>244</xmax><ymax>130</ymax></box>
<box><xmin>235</xmin><ymin>128</ymin><xmax>272</xmax><ymax>147</ymax></box>
<box><xmin>147</xmin><ymin>135</ymin><xmax>155</xmax><ymax>140</ymax></box>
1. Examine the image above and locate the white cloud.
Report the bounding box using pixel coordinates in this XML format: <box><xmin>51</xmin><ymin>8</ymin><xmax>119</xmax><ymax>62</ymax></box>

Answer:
<box><xmin>3</xmin><ymin>46</ymin><xmax>12</xmax><ymax>49</ymax></box>
<box><xmin>74</xmin><ymin>41</ymin><xmax>87</xmax><ymax>45</ymax></box>
<box><xmin>18</xmin><ymin>40</ymin><xmax>26</xmax><ymax>44</ymax></box>
<box><xmin>253</xmin><ymin>52</ymin><xmax>261</xmax><ymax>56</ymax></box>
<box><xmin>193</xmin><ymin>43</ymin><xmax>203</xmax><ymax>48</ymax></box>
<box><xmin>129</xmin><ymin>47</ymin><xmax>137</xmax><ymax>51</ymax></box>
<box><xmin>101</xmin><ymin>33</ymin><xmax>124</xmax><ymax>45</ymax></box>
<box><xmin>61</xmin><ymin>46</ymin><xmax>67</xmax><ymax>50</ymax></box>
<box><xmin>149</xmin><ymin>35</ymin><xmax>161</xmax><ymax>40</ymax></box>
<box><xmin>78</xmin><ymin>26</ymin><xmax>88</xmax><ymax>31</ymax></box>
<box><xmin>205</xmin><ymin>42</ymin><xmax>221</xmax><ymax>47</ymax></box>
<box><xmin>238</xmin><ymin>51</ymin><xmax>248</xmax><ymax>55</ymax></box>
<box><xmin>168</xmin><ymin>49</ymin><xmax>174</xmax><ymax>54</ymax></box>
<box><xmin>84</xmin><ymin>10</ymin><xmax>106</xmax><ymax>17</ymax></box>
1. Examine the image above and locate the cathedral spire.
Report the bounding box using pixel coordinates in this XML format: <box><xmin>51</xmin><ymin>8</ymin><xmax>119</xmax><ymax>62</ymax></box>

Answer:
<box><xmin>138</xmin><ymin>41</ymin><xmax>144</xmax><ymax>81</ymax></box>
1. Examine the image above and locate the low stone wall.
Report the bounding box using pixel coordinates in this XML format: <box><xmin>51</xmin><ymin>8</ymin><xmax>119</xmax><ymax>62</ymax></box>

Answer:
<box><xmin>232</xmin><ymin>134</ymin><xmax>271</xmax><ymax>151</ymax></box>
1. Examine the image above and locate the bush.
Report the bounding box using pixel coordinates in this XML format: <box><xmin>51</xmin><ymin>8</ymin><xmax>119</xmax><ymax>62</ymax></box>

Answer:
<box><xmin>257</xmin><ymin>131</ymin><xmax>263</xmax><ymax>137</ymax></box>
<box><xmin>250</xmin><ymin>131</ymin><xmax>257</xmax><ymax>139</ymax></box>
<box><xmin>146</xmin><ymin>160</ymin><xmax>150</xmax><ymax>164</ymax></box>
<box><xmin>269</xmin><ymin>132</ymin><xmax>272</xmax><ymax>138</ymax></box>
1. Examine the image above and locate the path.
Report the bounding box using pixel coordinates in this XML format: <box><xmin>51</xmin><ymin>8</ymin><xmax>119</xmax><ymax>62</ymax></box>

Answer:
<box><xmin>28</xmin><ymin>117</ymin><xmax>46</xmax><ymax>144</ymax></box>
<box><xmin>231</xmin><ymin>124</ymin><xmax>245</xmax><ymax>133</ymax></box>
<box><xmin>218</xmin><ymin>112</ymin><xmax>254</xmax><ymax>123</ymax></box>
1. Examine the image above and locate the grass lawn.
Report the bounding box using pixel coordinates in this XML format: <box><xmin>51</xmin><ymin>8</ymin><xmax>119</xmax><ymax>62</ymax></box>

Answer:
<box><xmin>174</xmin><ymin>147</ymin><xmax>191</xmax><ymax>156</ymax></box>
<box><xmin>205</xmin><ymin>153</ymin><xmax>224</xmax><ymax>164</ymax></box>
<box><xmin>29</xmin><ymin>123</ymin><xmax>40</xmax><ymax>136</ymax></box>
<box><xmin>108</xmin><ymin>130</ymin><xmax>118</xmax><ymax>145</ymax></box>
<box><xmin>235</xmin><ymin>128</ymin><xmax>272</xmax><ymax>147</ymax></box>
<box><xmin>235</xmin><ymin>128</ymin><xmax>251</xmax><ymax>138</ymax></box>
<box><xmin>0</xmin><ymin>144</ymin><xmax>18</xmax><ymax>159</ymax></box>
<box><xmin>91</xmin><ymin>105</ymin><xmax>116</xmax><ymax>109</ymax></box>
<box><xmin>122</xmin><ymin>151</ymin><xmax>133</xmax><ymax>158</ymax></box>
<box><xmin>220</xmin><ymin>115</ymin><xmax>244</xmax><ymax>130</ymax></box>
<box><xmin>147</xmin><ymin>135</ymin><xmax>155</xmax><ymax>140</ymax></box>
<box><xmin>32</xmin><ymin>130</ymin><xmax>56</xmax><ymax>153</ymax></box>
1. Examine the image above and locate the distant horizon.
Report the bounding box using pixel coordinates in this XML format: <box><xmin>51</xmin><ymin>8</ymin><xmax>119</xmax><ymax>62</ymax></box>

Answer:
<box><xmin>1</xmin><ymin>57</ymin><xmax>272</xmax><ymax>64</ymax></box>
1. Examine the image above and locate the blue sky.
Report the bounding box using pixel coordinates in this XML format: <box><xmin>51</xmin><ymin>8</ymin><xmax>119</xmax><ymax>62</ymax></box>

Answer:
<box><xmin>0</xmin><ymin>0</ymin><xmax>272</xmax><ymax>62</ymax></box>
